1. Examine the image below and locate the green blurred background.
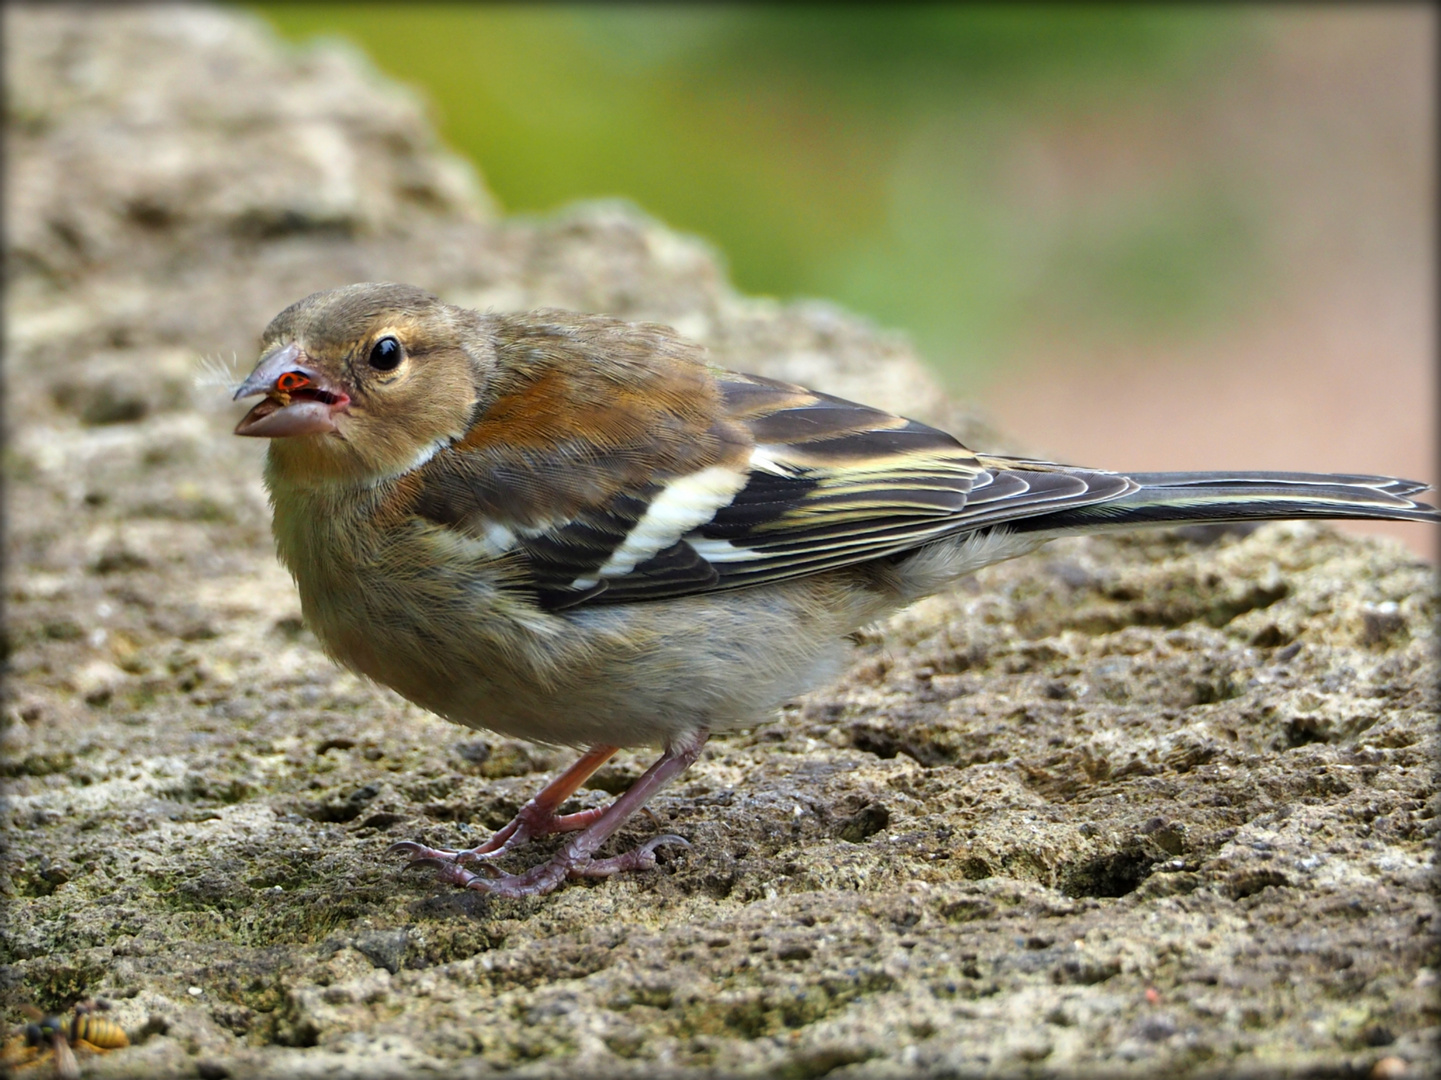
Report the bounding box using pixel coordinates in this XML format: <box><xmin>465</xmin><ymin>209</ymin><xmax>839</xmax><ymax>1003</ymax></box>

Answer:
<box><xmin>248</xmin><ymin>4</ymin><xmax>1266</xmax><ymax>388</ymax></box>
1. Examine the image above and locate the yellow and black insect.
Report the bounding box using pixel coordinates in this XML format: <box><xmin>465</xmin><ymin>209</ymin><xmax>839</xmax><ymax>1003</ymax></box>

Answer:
<box><xmin>58</xmin><ymin>1004</ymin><xmax>128</xmax><ymax>1052</ymax></box>
<box><xmin>2</xmin><ymin>1003</ymin><xmax>128</xmax><ymax>1079</ymax></box>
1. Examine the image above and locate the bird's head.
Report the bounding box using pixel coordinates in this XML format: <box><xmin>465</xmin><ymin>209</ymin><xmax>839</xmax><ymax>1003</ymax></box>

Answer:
<box><xmin>235</xmin><ymin>283</ymin><xmax>486</xmax><ymax>486</ymax></box>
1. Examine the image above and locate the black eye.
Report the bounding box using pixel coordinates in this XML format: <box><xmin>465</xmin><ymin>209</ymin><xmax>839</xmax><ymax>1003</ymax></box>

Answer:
<box><xmin>368</xmin><ymin>336</ymin><xmax>403</xmax><ymax>371</ymax></box>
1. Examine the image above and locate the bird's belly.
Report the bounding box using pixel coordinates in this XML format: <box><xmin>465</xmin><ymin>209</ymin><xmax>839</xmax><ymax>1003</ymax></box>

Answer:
<box><xmin>273</xmin><ymin>489</ymin><xmax>903</xmax><ymax>748</ymax></box>
<box><xmin>298</xmin><ymin>555</ymin><xmax>891</xmax><ymax>750</ymax></box>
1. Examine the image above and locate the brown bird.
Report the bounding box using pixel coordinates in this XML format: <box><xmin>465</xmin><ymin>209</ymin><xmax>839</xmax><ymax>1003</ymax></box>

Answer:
<box><xmin>234</xmin><ymin>282</ymin><xmax>1438</xmax><ymax>898</ymax></box>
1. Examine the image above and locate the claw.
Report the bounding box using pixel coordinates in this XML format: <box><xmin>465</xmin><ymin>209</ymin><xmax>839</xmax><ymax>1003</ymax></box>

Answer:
<box><xmin>390</xmin><ymin>832</ymin><xmax>692</xmax><ymax>896</ymax></box>
<box><xmin>387</xmin><ymin>840</ymin><xmax>457</xmax><ymax>861</ymax></box>
<box><xmin>453</xmin><ymin>842</ymin><xmax>513</xmax><ymax>863</ymax></box>
<box><xmin>570</xmin><ymin>834</ymin><xmax>691</xmax><ymax>879</ymax></box>
<box><xmin>398</xmin><ymin>856</ymin><xmax>449</xmax><ymax>874</ymax></box>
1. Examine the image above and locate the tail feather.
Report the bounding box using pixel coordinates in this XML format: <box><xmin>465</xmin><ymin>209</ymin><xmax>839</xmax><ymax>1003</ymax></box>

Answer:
<box><xmin>1003</xmin><ymin>470</ymin><xmax>1440</xmax><ymax>534</ymax></box>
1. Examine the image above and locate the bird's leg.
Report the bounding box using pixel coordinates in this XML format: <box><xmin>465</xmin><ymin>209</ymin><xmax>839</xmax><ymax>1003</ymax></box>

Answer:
<box><xmin>397</xmin><ymin>729</ymin><xmax>709</xmax><ymax>898</ymax></box>
<box><xmin>389</xmin><ymin>743</ymin><xmax>619</xmax><ymax>864</ymax></box>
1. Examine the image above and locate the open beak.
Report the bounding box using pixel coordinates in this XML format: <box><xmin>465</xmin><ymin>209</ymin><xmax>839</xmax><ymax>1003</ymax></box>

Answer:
<box><xmin>233</xmin><ymin>342</ymin><xmax>351</xmax><ymax>438</ymax></box>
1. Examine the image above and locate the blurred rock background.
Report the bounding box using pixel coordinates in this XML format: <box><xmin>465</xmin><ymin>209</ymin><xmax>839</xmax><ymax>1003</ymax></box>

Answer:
<box><xmin>255</xmin><ymin>5</ymin><xmax>1436</xmax><ymax>557</ymax></box>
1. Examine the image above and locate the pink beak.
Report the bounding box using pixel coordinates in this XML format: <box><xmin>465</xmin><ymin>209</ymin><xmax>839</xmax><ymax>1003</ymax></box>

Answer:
<box><xmin>233</xmin><ymin>342</ymin><xmax>351</xmax><ymax>438</ymax></box>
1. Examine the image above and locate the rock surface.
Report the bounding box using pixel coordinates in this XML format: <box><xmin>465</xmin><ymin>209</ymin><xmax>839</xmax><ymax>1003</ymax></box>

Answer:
<box><xmin>3</xmin><ymin>6</ymin><xmax>1436</xmax><ymax>1078</ymax></box>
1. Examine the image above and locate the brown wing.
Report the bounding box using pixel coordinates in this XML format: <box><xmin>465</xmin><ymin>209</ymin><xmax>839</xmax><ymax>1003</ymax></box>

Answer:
<box><xmin>393</xmin><ymin>312</ymin><xmax>1131</xmax><ymax>609</ymax></box>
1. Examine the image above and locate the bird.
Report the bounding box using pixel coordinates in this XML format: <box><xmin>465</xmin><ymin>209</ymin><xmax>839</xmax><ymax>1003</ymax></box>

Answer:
<box><xmin>233</xmin><ymin>282</ymin><xmax>1439</xmax><ymax>899</ymax></box>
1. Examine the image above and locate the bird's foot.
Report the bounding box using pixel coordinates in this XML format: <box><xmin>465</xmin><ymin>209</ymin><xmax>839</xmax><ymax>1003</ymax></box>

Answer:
<box><xmin>396</xmin><ymin>834</ymin><xmax>689</xmax><ymax>898</ymax></box>
<box><xmin>390</xmin><ymin>730</ymin><xmax>710</xmax><ymax>898</ymax></box>
<box><xmin>387</xmin><ymin>804</ymin><xmax>606</xmax><ymax>865</ymax></box>
<box><xmin>387</xmin><ymin>742</ymin><xmax>623</xmax><ymax>863</ymax></box>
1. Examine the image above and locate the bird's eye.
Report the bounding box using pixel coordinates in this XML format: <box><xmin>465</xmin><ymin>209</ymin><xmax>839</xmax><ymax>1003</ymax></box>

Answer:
<box><xmin>368</xmin><ymin>336</ymin><xmax>403</xmax><ymax>371</ymax></box>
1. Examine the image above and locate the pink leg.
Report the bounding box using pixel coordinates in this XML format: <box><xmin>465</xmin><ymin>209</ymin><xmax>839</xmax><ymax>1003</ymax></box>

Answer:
<box><xmin>390</xmin><ymin>744</ymin><xmax>618</xmax><ymax>864</ymax></box>
<box><xmin>396</xmin><ymin>729</ymin><xmax>709</xmax><ymax>898</ymax></box>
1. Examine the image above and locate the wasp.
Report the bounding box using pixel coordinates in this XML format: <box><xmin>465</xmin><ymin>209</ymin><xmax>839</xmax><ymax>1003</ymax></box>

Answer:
<box><xmin>57</xmin><ymin>1004</ymin><xmax>128</xmax><ymax>1052</ymax></box>
<box><xmin>2</xmin><ymin>1003</ymin><xmax>128</xmax><ymax>1079</ymax></box>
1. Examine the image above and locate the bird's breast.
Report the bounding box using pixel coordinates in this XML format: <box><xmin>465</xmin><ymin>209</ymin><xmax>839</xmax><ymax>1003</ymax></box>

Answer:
<box><xmin>266</xmin><ymin>479</ymin><xmax>532</xmax><ymax>710</ymax></box>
